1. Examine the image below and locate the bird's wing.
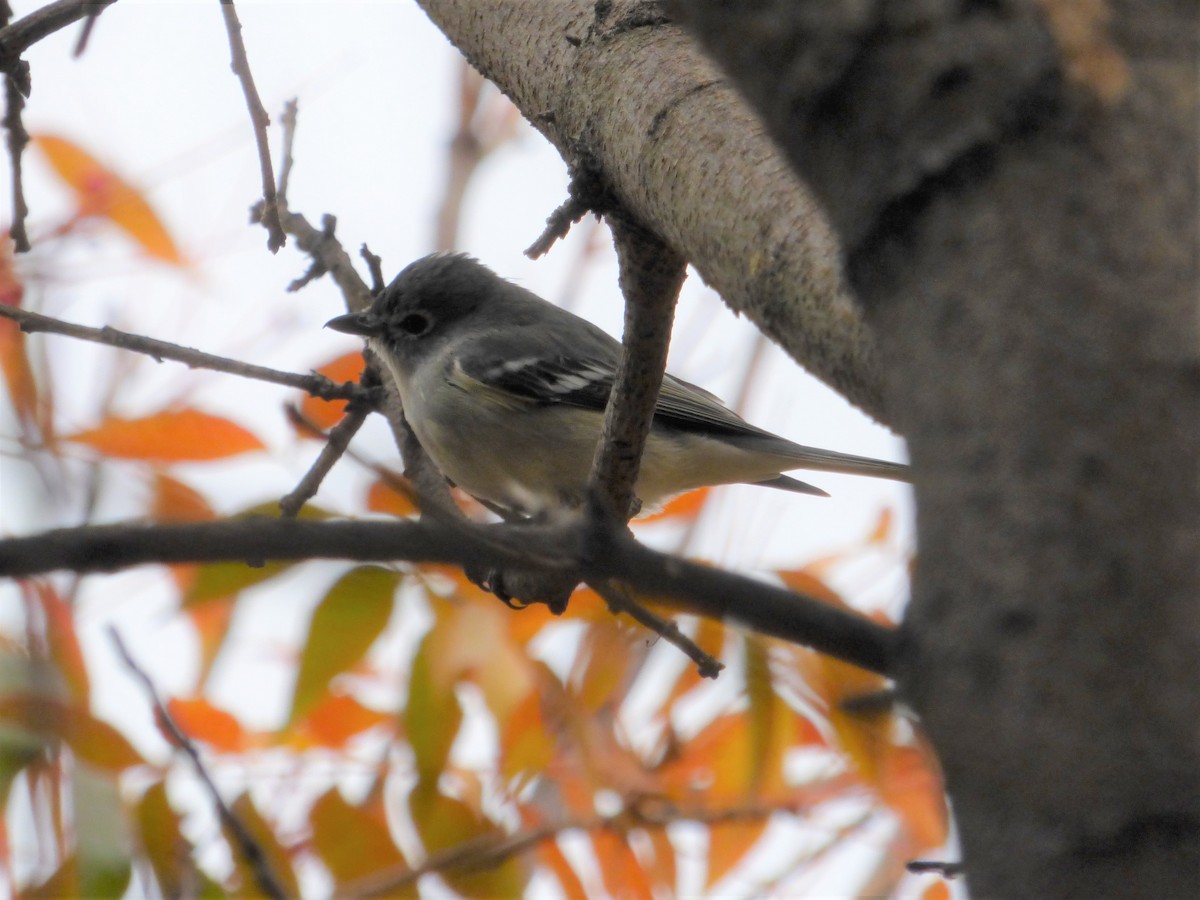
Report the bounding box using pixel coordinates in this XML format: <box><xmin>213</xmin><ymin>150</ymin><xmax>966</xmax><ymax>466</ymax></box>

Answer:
<box><xmin>455</xmin><ymin>335</ymin><xmax>770</xmax><ymax>437</ymax></box>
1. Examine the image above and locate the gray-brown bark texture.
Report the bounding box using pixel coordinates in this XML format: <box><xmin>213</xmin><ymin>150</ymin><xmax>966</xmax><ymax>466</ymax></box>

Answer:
<box><xmin>418</xmin><ymin>0</ymin><xmax>1199</xmax><ymax>896</ymax></box>
<box><xmin>414</xmin><ymin>0</ymin><xmax>888</xmax><ymax>420</ymax></box>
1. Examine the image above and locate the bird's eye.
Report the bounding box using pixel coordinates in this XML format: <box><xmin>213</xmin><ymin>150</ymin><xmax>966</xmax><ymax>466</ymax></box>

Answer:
<box><xmin>396</xmin><ymin>312</ymin><xmax>432</xmax><ymax>337</ymax></box>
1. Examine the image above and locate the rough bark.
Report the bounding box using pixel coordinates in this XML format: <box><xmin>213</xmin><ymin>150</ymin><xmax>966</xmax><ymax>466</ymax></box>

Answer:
<box><xmin>413</xmin><ymin>0</ymin><xmax>889</xmax><ymax>420</ymax></box>
<box><xmin>667</xmin><ymin>0</ymin><xmax>1200</xmax><ymax>897</ymax></box>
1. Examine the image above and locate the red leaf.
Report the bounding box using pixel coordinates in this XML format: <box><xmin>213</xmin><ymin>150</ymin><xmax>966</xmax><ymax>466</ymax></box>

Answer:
<box><xmin>66</xmin><ymin>408</ymin><xmax>265</xmax><ymax>462</ymax></box>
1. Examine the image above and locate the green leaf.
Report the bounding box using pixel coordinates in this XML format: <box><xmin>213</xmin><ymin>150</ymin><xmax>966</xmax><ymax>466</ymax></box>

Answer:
<box><xmin>310</xmin><ymin>788</ymin><xmax>409</xmax><ymax>892</ymax></box>
<box><xmin>287</xmin><ymin>567</ymin><xmax>399</xmax><ymax>726</ymax></box>
<box><xmin>406</xmin><ymin>630</ymin><xmax>462</xmax><ymax>785</ymax></box>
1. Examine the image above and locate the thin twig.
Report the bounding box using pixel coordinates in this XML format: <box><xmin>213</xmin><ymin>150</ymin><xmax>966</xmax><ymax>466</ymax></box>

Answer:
<box><xmin>71</xmin><ymin>2</ymin><xmax>103</xmax><ymax>56</ymax></box>
<box><xmin>218</xmin><ymin>0</ymin><xmax>284</xmax><ymax>252</ymax></box>
<box><xmin>0</xmin><ymin>305</ymin><xmax>369</xmax><ymax>402</ymax></box>
<box><xmin>360</xmin><ymin>244</ymin><xmax>384</xmax><ymax>295</ymax></box>
<box><xmin>275</xmin><ymin>98</ymin><xmax>297</xmax><ymax>200</ymax></box>
<box><xmin>2</xmin><ymin>517</ymin><xmax>900</xmax><ymax>676</ymax></box>
<box><xmin>0</xmin><ymin>0</ymin><xmax>118</xmax><ymax>81</ymax></box>
<box><xmin>590</xmin><ymin>579</ymin><xmax>723</xmax><ymax>678</ymax></box>
<box><xmin>279</xmin><ymin>395</ymin><xmax>374</xmax><ymax>517</ymax></box>
<box><xmin>3</xmin><ymin>48</ymin><xmax>29</xmax><ymax>251</ymax></box>
<box><xmin>344</xmin><ymin>801</ymin><xmax>797</xmax><ymax>898</ymax></box>
<box><xmin>108</xmin><ymin>627</ymin><xmax>288</xmax><ymax>900</ymax></box>
<box><xmin>907</xmin><ymin>859</ymin><xmax>966</xmax><ymax>879</ymax></box>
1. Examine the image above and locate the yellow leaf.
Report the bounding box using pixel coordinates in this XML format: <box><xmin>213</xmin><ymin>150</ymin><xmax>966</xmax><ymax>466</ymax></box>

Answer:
<box><xmin>66</xmin><ymin>408</ymin><xmax>264</xmax><ymax>462</ymax></box>
<box><xmin>287</xmin><ymin>567</ymin><xmax>398</xmax><ymax>725</ymax></box>
<box><xmin>32</xmin><ymin>134</ymin><xmax>185</xmax><ymax>265</ymax></box>
<box><xmin>310</xmin><ymin>788</ymin><xmax>407</xmax><ymax>890</ymax></box>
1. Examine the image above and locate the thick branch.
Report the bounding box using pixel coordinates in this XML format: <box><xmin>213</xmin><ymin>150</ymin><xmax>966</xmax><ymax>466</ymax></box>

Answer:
<box><xmin>0</xmin><ymin>517</ymin><xmax>898</xmax><ymax>676</ymax></box>
<box><xmin>414</xmin><ymin>0</ymin><xmax>889</xmax><ymax>421</ymax></box>
<box><xmin>587</xmin><ymin>221</ymin><xmax>685</xmax><ymax>519</ymax></box>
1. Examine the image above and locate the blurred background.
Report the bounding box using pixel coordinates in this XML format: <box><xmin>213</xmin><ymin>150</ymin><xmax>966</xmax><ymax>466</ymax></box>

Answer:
<box><xmin>1</xmin><ymin>2</ymin><xmax>931</xmax><ymax>897</ymax></box>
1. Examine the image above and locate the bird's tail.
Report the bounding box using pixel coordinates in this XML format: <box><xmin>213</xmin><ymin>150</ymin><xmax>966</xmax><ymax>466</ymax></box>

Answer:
<box><xmin>768</xmin><ymin>441</ymin><xmax>911</xmax><ymax>482</ymax></box>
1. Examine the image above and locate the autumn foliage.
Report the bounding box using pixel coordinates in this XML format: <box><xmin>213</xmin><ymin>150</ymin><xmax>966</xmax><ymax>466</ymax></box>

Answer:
<box><xmin>2</xmin><ymin>134</ymin><xmax>944</xmax><ymax>897</ymax></box>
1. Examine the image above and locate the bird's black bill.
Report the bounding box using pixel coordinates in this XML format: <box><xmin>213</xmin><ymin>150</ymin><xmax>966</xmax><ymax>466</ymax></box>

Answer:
<box><xmin>324</xmin><ymin>311</ymin><xmax>381</xmax><ymax>337</ymax></box>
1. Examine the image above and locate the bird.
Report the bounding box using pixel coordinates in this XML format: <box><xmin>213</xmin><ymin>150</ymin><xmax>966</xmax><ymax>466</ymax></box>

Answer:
<box><xmin>325</xmin><ymin>253</ymin><xmax>908</xmax><ymax>516</ymax></box>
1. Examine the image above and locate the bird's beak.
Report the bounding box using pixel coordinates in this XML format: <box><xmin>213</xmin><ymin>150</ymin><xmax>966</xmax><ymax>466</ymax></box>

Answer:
<box><xmin>325</xmin><ymin>311</ymin><xmax>381</xmax><ymax>337</ymax></box>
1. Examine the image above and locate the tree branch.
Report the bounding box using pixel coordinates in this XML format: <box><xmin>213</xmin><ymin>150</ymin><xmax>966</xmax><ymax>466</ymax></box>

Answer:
<box><xmin>588</xmin><ymin>220</ymin><xmax>685</xmax><ymax>520</ymax></box>
<box><xmin>0</xmin><ymin>0</ymin><xmax>118</xmax><ymax>81</ymax></box>
<box><xmin>0</xmin><ymin>304</ymin><xmax>368</xmax><ymax>402</ymax></box>
<box><xmin>108</xmin><ymin>627</ymin><xmax>287</xmax><ymax>900</ymax></box>
<box><xmin>218</xmin><ymin>0</ymin><xmax>284</xmax><ymax>252</ymax></box>
<box><xmin>0</xmin><ymin>516</ymin><xmax>898</xmax><ymax>676</ymax></box>
<box><xmin>414</xmin><ymin>0</ymin><xmax>888</xmax><ymax>421</ymax></box>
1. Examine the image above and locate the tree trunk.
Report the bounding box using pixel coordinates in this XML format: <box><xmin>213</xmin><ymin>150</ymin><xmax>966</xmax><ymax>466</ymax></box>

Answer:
<box><xmin>419</xmin><ymin>0</ymin><xmax>1200</xmax><ymax>895</ymax></box>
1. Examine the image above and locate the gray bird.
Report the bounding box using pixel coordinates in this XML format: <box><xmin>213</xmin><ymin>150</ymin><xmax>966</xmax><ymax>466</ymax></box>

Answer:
<box><xmin>326</xmin><ymin>253</ymin><xmax>908</xmax><ymax>515</ymax></box>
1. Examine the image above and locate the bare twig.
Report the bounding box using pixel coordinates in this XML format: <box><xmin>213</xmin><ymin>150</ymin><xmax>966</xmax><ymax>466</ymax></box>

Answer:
<box><xmin>279</xmin><ymin>401</ymin><xmax>372</xmax><ymax>517</ymax></box>
<box><xmin>360</xmin><ymin>244</ymin><xmax>385</xmax><ymax>294</ymax></box>
<box><xmin>275</xmin><ymin>98</ymin><xmax>297</xmax><ymax>200</ymax></box>
<box><xmin>907</xmin><ymin>859</ymin><xmax>966</xmax><ymax>879</ymax></box>
<box><xmin>345</xmin><ymin>801</ymin><xmax>800</xmax><ymax>898</ymax></box>
<box><xmin>590</xmin><ymin>579</ymin><xmax>723</xmax><ymax>678</ymax></box>
<box><xmin>108</xmin><ymin>627</ymin><xmax>288</xmax><ymax>900</ymax></box>
<box><xmin>2</xmin><ymin>516</ymin><xmax>899</xmax><ymax>676</ymax></box>
<box><xmin>525</xmin><ymin>193</ymin><xmax>592</xmax><ymax>259</ymax></box>
<box><xmin>0</xmin><ymin>304</ymin><xmax>368</xmax><ymax>402</ymax></box>
<box><xmin>435</xmin><ymin>63</ymin><xmax>521</xmax><ymax>252</ymax></box>
<box><xmin>71</xmin><ymin>2</ymin><xmax>104</xmax><ymax>55</ymax></box>
<box><xmin>2</xmin><ymin>69</ymin><xmax>27</xmax><ymax>254</ymax></box>
<box><xmin>218</xmin><ymin>0</ymin><xmax>284</xmax><ymax>252</ymax></box>
<box><xmin>0</xmin><ymin>0</ymin><xmax>118</xmax><ymax>81</ymax></box>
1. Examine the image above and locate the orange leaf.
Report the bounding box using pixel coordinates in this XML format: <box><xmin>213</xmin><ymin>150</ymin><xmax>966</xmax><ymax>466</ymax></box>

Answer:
<box><xmin>290</xmin><ymin>692</ymin><xmax>390</xmax><ymax>750</ymax></box>
<box><xmin>877</xmin><ymin>743</ymin><xmax>948</xmax><ymax>850</ymax></box>
<box><xmin>31</xmin><ymin>134</ymin><xmax>184</xmax><ymax>265</ymax></box>
<box><xmin>537</xmin><ymin>838</ymin><xmax>588</xmax><ymax>900</ymax></box>
<box><xmin>165</xmin><ymin>697</ymin><xmax>249</xmax><ymax>753</ymax></box>
<box><xmin>149</xmin><ymin>472</ymin><xmax>215</xmax><ymax>521</ymax></box>
<box><xmin>638</xmin><ymin>487</ymin><xmax>711</xmax><ymax>523</ymax></box>
<box><xmin>921</xmin><ymin>879</ymin><xmax>953</xmax><ymax>900</ymax></box>
<box><xmin>298</xmin><ymin>351</ymin><xmax>366</xmax><ymax>431</ymax></box>
<box><xmin>776</xmin><ymin>568</ymin><xmax>846</xmax><ymax>607</ymax></box>
<box><xmin>0</xmin><ymin>317</ymin><xmax>38</xmax><ymax>428</ymax></box>
<box><xmin>66</xmin><ymin>408</ymin><xmax>264</xmax><ymax>462</ymax></box>
<box><xmin>706</xmin><ymin>820</ymin><xmax>767</xmax><ymax>889</ymax></box>
<box><xmin>593</xmin><ymin>830</ymin><xmax>654</xmax><ymax>900</ymax></box>
<box><xmin>26</xmin><ymin>582</ymin><xmax>89</xmax><ymax>703</ymax></box>
<box><xmin>868</xmin><ymin>506</ymin><xmax>895</xmax><ymax>544</ymax></box>
<box><xmin>365</xmin><ymin>476</ymin><xmax>419</xmax><ymax>518</ymax></box>
<box><xmin>0</xmin><ymin>235</ymin><xmax>23</xmax><ymax>307</ymax></box>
